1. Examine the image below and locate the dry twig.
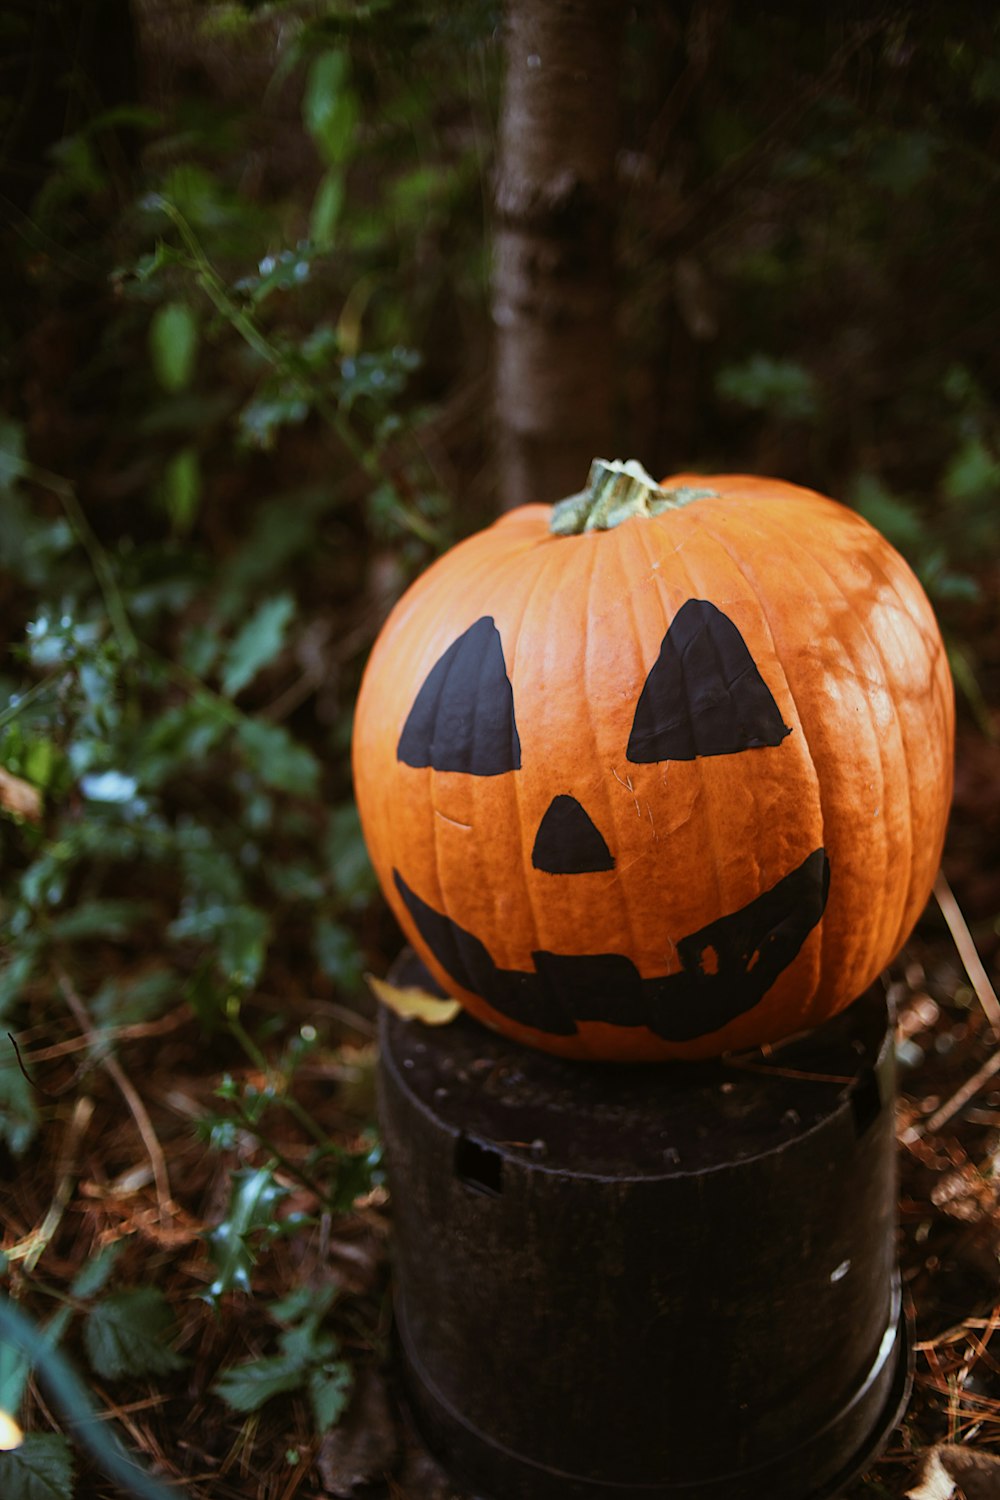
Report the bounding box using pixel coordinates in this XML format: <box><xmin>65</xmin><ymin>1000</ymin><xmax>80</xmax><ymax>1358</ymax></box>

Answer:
<box><xmin>55</xmin><ymin>964</ymin><xmax>176</xmax><ymax>1224</ymax></box>
<box><xmin>934</xmin><ymin>871</ymin><xmax>1000</xmax><ymax>1032</ymax></box>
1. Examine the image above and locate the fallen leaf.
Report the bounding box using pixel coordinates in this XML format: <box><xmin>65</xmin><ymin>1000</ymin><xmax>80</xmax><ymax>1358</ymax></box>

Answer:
<box><xmin>0</xmin><ymin>769</ymin><xmax>41</xmax><ymax>824</ymax></box>
<box><xmin>366</xmin><ymin>974</ymin><xmax>460</xmax><ymax>1026</ymax></box>
<box><xmin>908</xmin><ymin>1442</ymin><xmax>1000</xmax><ymax>1500</ymax></box>
<box><xmin>0</xmin><ymin>1410</ymin><xmax>24</xmax><ymax>1451</ymax></box>
<box><xmin>317</xmin><ymin>1368</ymin><xmax>398</xmax><ymax>1496</ymax></box>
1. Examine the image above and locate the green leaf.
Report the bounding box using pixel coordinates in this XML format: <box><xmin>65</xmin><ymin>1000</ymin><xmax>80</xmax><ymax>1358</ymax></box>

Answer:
<box><xmin>270</xmin><ymin>1286</ymin><xmax>334</xmax><ymax>1325</ymax></box>
<box><xmin>237</xmin><ymin>719</ymin><xmax>319</xmax><ymax>796</ymax></box>
<box><xmin>217</xmin><ymin>905</ymin><xmax>271</xmax><ymax>988</ymax></box>
<box><xmin>715</xmin><ymin>355</ymin><xmax>819</xmax><ymax>422</ymax></box>
<box><xmin>212</xmin><ymin>1352</ymin><xmax>306</xmax><ymax>1413</ymax></box>
<box><xmin>160</xmin><ymin>447</ymin><xmax>201</xmax><ymax>534</ymax></box>
<box><xmin>303</xmin><ymin>51</ymin><xmax>359</xmax><ymax>168</ymax></box>
<box><xmin>84</xmin><ymin>1287</ymin><xmax>186</xmax><ymax>1380</ymax></box>
<box><xmin>70</xmin><ymin>1241</ymin><xmax>124</xmax><ymax>1300</ymax></box>
<box><xmin>238</xmin><ymin>389</ymin><xmax>310</xmax><ymax>451</ymax></box>
<box><xmin>0</xmin><ymin>416</ymin><xmax>26</xmax><ymax>491</ymax></box>
<box><xmin>278</xmin><ymin>1319</ymin><xmax>336</xmax><ymax>1368</ymax></box>
<box><xmin>849</xmin><ymin>474</ymin><xmax>927</xmax><ymax>553</ymax></box>
<box><xmin>310</xmin><ymin>171</ymin><xmax>344</xmax><ymax>251</ymax></box>
<box><xmin>90</xmin><ymin>969</ymin><xmax>175</xmax><ymax>1028</ymax></box>
<box><xmin>149</xmin><ymin>301</ymin><xmax>199</xmax><ymax>392</ymax></box>
<box><xmin>327</xmin><ymin>803</ymin><xmax>377</xmax><ymax>905</ymax></box>
<box><xmin>221</xmin><ymin>594</ymin><xmax>296</xmax><ymax>698</ymax></box>
<box><xmin>0</xmin><ymin>1433</ymin><xmax>75</xmax><ymax>1500</ymax></box>
<box><xmin>0</xmin><ymin>1041</ymin><xmax>39</xmax><ymax>1156</ymax></box>
<box><xmin>0</xmin><ymin>1306</ymin><xmax>72</xmax><ymax>1426</ymax></box>
<box><xmin>865</xmin><ymin>129</ymin><xmax>936</xmax><ymax>196</ymax></box>
<box><xmin>0</xmin><ymin>952</ymin><xmax>36</xmax><ymax>1021</ymax></box>
<box><xmin>170</xmin><ymin>901</ymin><xmax>271</xmax><ymax>989</ymax></box>
<box><xmin>206</xmin><ymin>1165</ymin><xmax>291</xmax><ymax>1299</ymax></box>
<box><xmin>48</xmin><ymin>900</ymin><xmax>153</xmax><ymax>943</ymax></box>
<box><xmin>0</xmin><ymin>1333</ymin><xmax>29</xmax><ymax>1421</ymax></box>
<box><xmin>943</xmin><ymin>436</ymin><xmax>1000</xmax><ymax>506</ymax></box>
<box><xmin>308</xmin><ymin>1361</ymin><xmax>353</xmax><ymax>1432</ymax></box>
<box><xmin>314</xmin><ymin>919</ymin><xmax>363</xmax><ymax>990</ymax></box>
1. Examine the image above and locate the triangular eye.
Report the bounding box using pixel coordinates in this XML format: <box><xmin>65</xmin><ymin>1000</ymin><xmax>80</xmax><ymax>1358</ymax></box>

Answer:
<box><xmin>627</xmin><ymin>599</ymin><xmax>791</xmax><ymax>763</ymax></box>
<box><xmin>532</xmin><ymin>795</ymin><xmax>615</xmax><ymax>874</ymax></box>
<box><xmin>397</xmin><ymin>616</ymin><xmax>521</xmax><ymax>775</ymax></box>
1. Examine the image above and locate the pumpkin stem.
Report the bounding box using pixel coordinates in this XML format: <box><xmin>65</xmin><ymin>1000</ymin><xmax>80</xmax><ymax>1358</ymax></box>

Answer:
<box><xmin>550</xmin><ymin>459</ymin><xmax>718</xmax><ymax>535</ymax></box>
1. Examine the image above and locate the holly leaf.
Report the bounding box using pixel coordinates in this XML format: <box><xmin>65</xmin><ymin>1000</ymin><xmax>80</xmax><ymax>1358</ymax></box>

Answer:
<box><xmin>149</xmin><ymin>301</ymin><xmax>199</xmax><ymax>393</ymax></box>
<box><xmin>236</xmin><ymin>719</ymin><xmax>319</xmax><ymax>796</ymax></box>
<box><xmin>206</xmin><ymin>1165</ymin><xmax>290</xmax><ymax>1300</ymax></box>
<box><xmin>0</xmin><ymin>1433</ymin><xmax>75</xmax><ymax>1499</ymax></box>
<box><xmin>303</xmin><ymin>51</ymin><xmax>358</xmax><ymax>169</ymax></box>
<box><xmin>70</xmin><ymin>1242</ymin><xmax>123</xmax><ymax>1300</ymax></box>
<box><xmin>0</xmin><ymin>1043</ymin><xmax>39</xmax><ymax>1156</ymax></box>
<box><xmin>308</xmin><ymin>1362</ymin><xmax>353</xmax><ymax>1433</ymax></box>
<box><xmin>212</xmin><ymin>1353</ymin><xmax>306</xmax><ymax>1413</ymax></box>
<box><xmin>84</xmin><ymin>1287</ymin><xmax>187</xmax><ymax>1380</ymax></box>
<box><xmin>221</xmin><ymin>593</ymin><xmax>295</xmax><ymax>698</ymax></box>
<box><xmin>315</xmin><ymin>919</ymin><xmax>363</xmax><ymax>990</ymax></box>
<box><xmin>0</xmin><ymin>416</ymin><xmax>26</xmax><ymax>491</ymax></box>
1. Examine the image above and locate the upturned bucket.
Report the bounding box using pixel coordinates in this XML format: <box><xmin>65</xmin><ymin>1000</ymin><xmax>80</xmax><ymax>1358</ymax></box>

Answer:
<box><xmin>377</xmin><ymin>963</ymin><xmax>911</xmax><ymax>1499</ymax></box>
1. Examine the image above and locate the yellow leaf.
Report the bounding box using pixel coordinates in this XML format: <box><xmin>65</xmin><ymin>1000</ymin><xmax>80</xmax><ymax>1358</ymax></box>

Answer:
<box><xmin>366</xmin><ymin>974</ymin><xmax>460</xmax><ymax>1026</ymax></box>
<box><xmin>0</xmin><ymin>768</ymin><xmax>42</xmax><ymax>824</ymax></box>
<box><xmin>0</xmin><ymin>1409</ymin><xmax>24</xmax><ymax>1451</ymax></box>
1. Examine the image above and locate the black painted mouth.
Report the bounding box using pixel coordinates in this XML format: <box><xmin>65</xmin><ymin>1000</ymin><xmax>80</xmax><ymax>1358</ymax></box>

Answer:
<box><xmin>393</xmin><ymin>849</ymin><xmax>830</xmax><ymax>1043</ymax></box>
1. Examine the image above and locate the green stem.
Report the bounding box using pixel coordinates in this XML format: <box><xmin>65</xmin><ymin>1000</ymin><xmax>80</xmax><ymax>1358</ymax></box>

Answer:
<box><xmin>151</xmin><ymin>198</ymin><xmax>443</xmax><ymax>549</ymax></box>
<box><xmin>17</xmin><ymin>461</ymin><xmax>139</xmax><ymax>658</ymax></box>
<box><xmin>226</xmin><ymin>1011</ymin><xmax>328</xmax><ymax>1149</ymax></box>
<box><xmin>0</xmin><ymin>671</ymin><xmax>66</xmax><ymax>731</ymax></box>
<box><xmin>550</xmin><ymin>458</ymin><xmax>718</xmax><ymax>535</ymax></box>
<box><xmin>0</xmin><ymin>1295</ymin><xmax>186</xmax><ymax>1500</ymax></box>
<box><xmin>230</xmin><ymin>1105</ymin><xmax>330</xmax><ymax>1205</ymax></box>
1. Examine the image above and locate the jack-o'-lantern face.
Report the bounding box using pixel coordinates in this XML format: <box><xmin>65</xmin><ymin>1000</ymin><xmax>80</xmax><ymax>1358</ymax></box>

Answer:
<box><xmin>391</xmin><ymin>605</ymin><xmax>829</xmax><ymax>1044</ymax></box>
<box><xmin>352</xmin><ymin>469</ymin><xmax>954</xmax><ymax>1062</ymax></box>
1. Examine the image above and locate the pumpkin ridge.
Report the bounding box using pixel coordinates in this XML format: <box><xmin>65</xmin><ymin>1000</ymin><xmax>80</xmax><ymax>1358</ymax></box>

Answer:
<box><xmin>504</xmin><ymin>530</ymin><xmax>572</xmax><ymax>966</ymax></box>
<box><xmin>775</xmin><ymin>520</ymin><xmax>905</xmax><ymax>992</ymax></box>
<box><xmin>645</xmin><ymin>511</ymin><xmax>757</xmax><ymax>977</ymax></box>
<box><xmin>686</xmin><ymin>505</ymin><xmax>829</xmax><ymax>1010</ymax></box>
<box><xmin>847</xmin><ymin>538</ymin><xmax>950</xmax><ymax>960</ymax></box>
<box><xmin>605</xmin><ymin>525</ymin><xmax>657</xmax><ymax>969</ymax></box>
<box><xmin>424</xmin><ymin>530</ymin><xmax>545</xmax><ymax>977</ymax></box>
<box><xmin>706</xmin><ymin>504</ymin><xmax>898</xmax><ymax>998</ymax></box>
<box><xmin>579</xmin><ymin>525</ymin><xmax>634</xmax><ymax>933</ymax></box>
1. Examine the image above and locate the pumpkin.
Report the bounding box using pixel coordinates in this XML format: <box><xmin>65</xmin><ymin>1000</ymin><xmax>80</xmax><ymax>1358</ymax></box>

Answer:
<box><xmin>352</xmin><ymin>460</ymin><xmax>954</xmax><ymax>1061</ymax></box>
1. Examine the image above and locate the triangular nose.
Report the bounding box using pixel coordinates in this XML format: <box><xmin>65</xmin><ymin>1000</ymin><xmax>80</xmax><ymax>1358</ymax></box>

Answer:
<box><xmin>531</xmin><ymin>795</ymin><xmax>615</xmax><ymax>875</ymax></box>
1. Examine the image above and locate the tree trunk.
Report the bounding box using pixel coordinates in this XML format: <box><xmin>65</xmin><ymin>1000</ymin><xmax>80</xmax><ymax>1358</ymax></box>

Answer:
<box><xmin>492</xmin><ymin>0</ymin><xmax>625</xmax><ymax>510</ymax></box>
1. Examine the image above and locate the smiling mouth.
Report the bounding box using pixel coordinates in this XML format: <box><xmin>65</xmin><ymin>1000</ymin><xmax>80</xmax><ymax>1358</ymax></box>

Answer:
<box><xmin>392</xmin><ymin>848</ymin><xmax>830</xmax><ymax>1043</ymax></box>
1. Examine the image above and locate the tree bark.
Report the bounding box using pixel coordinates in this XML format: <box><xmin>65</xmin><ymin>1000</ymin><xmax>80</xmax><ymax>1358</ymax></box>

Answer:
<box><xmin>492</xmin><ymin>0</ymin><xmax>625</xmax><ymax>510</ymax></box>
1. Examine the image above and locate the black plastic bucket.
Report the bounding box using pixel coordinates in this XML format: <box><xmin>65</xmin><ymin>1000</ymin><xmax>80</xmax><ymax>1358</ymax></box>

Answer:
<box><xmin>377</xmin><ymin>965</ymin><xmax>911</xmax><ymax>1499</ymax></box>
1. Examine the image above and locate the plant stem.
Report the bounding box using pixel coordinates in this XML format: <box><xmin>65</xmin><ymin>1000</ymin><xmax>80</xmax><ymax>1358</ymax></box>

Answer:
<box><xmin>226</xmin><ymin>1012</ymin><xmax>329</xmax><ymax>1149</ymax></box>
<box><xmin>0</xmin><ymin>671</ymin><xmax>66</xmax><ymax>731</ymax></box>
<box><xmin>18</xmin><ymin>460</ymin><xmax>139</xmax><ymax>659</ymax></box>
<box><xmin>151</xmin><ymin>197</ymin><xmax>443</xmax><ymax>547</ymax></box>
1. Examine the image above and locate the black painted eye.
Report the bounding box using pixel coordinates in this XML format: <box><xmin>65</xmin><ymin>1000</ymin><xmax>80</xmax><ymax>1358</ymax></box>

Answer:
<box><xmin>627</xmin><ymin>599</ymin><xmax>791</xmax><ymax>763</ymax></box>
<box><xmin>397</xmin><ymin>616</ymin><xmax>522</xmax><ymax>775</ymax></box>
<box><xmin>532</xmin><ymin>795</ymin><xmax>615</xmax><ymax>874</ymax></box>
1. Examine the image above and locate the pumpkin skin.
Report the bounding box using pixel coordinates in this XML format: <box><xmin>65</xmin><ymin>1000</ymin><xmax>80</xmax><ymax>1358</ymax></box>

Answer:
<box><xmin>352</xmin><ymin>470</ymin><xmax>954</xmax><ymax>1061</ymax></box>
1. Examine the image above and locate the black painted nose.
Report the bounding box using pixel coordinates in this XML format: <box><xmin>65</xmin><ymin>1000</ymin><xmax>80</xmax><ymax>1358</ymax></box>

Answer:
<box><xmin>531</xmin><ymin>795</ymin><xmax>615</xmax><ymax>875</ymax></box>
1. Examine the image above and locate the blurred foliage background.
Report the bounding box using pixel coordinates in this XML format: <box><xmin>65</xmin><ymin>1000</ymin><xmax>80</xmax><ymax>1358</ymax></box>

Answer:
<box><xmin>0</xmin><ymin>2</ymin><xmax>998</xmax><ymax>1495</ymax></box>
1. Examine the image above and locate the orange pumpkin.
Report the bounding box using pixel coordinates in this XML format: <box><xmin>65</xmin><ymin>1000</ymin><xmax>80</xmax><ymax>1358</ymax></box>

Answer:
<box><xmin>352</xmin><ymin>461</ymin><xmax>954</xmax><ymax>1061</ymax></box>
